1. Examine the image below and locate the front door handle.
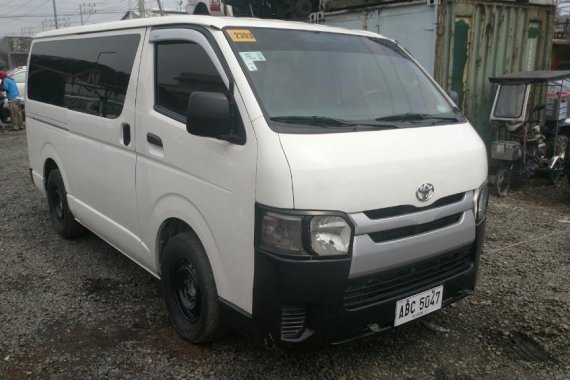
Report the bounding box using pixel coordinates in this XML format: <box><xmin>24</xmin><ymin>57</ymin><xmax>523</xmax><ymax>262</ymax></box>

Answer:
<box><xmin>147</xmin><ymin>132</ymin><xmax>163</xmax><ymax>147</ymax></box>
<box><xmin>122</xmin><ymin>123</ymin><xmax>131</xmax><ymax>146</ymax></box>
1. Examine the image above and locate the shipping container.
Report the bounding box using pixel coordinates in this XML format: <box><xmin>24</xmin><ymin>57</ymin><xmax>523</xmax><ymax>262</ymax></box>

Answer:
<box><xmin>318</xmin><ymin>0</ymin><xmax>555</xmax><ymax>143</ymax></box>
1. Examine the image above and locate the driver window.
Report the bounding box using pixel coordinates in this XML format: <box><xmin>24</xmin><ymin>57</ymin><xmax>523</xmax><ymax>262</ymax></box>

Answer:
<box><xmin>155</xmin><ymin>41</ymin><xmax>226</xmax><ymax>119</ymax></box>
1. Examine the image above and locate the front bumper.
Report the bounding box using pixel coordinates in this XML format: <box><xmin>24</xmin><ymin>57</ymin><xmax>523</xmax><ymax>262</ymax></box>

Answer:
<box><xmin>221</xmin><ymin>218</ymin><xmax>486</xmax><ymax>349</ymax></box>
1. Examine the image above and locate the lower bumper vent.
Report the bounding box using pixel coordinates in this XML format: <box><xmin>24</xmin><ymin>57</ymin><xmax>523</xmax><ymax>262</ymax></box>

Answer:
<box><xmin>280</xmin><ymin>305</ymin><xmax>307</xmax><ymax>341</ymax></box>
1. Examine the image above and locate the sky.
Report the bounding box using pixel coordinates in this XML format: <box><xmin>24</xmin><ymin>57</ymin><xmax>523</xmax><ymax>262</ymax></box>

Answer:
<box><xmin>0</xmin><ymin>0</ymin><xmax>186</xmax><ymax>38</ymax></box>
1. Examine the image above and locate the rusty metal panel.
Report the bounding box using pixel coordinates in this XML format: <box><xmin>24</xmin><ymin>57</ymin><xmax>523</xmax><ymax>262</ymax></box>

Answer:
<box><xmin>434</xmin><ymin>0</ymin><xmax>554</xmax><ymax>143</ymax></box>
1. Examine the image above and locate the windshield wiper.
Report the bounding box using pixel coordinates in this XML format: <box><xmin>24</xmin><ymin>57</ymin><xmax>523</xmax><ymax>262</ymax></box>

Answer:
<box><xmin>270</xmin><ymin>115</ymin><xmax>398</xmax><ymax>129</ymax></box>
<box><xmin>375</xmin><ymin>113</ymin><xmax>460</xmax><ymax>122</ymax></box>
<box><xmin>270</xmin><ymin>115</ymin><xmax>355</xmax><ymax>127</ymax></box>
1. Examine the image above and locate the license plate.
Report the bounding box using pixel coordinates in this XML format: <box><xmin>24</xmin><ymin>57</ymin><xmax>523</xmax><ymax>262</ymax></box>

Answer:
<box><xmin>394</xmin><ymin>285</ymin><xmax>443</xmax><ymax>326</ymax></box>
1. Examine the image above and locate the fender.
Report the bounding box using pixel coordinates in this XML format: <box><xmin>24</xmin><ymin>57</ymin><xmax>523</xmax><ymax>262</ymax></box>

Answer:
<box><xmin>39</xmin><ymin>142</ymin><xmax>71</xmax><ymax>196</ymax></box>
<box><xmin>148</xmin><ymin>193</ymin><xmax>229</xmax><ymax>301</ymax></box>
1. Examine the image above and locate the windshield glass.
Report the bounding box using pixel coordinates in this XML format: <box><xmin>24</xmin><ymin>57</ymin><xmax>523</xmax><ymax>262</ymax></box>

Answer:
<box><xmin>225</xmin><ymin>28</ymin><xmax>461</xmax><ymax>132</ymax></box>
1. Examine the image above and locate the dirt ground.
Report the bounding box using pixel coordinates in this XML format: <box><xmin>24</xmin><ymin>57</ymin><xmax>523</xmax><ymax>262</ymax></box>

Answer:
<box><xmin>1</xmin><ymin>130</ymin><xmax>569</xmax><ymax>379</ymax></box>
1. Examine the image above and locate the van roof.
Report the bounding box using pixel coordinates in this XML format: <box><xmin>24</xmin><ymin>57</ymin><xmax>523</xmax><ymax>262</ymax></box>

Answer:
<box><xmin>34</xmin><ymin>15</ymin><xmax>385</xmax><ymax>40</ymax></box>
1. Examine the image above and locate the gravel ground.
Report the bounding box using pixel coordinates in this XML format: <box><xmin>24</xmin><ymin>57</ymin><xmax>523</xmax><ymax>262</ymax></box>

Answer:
<box><xmin>1</xmin><ymin>130</ymin><xmax>569</xmax><ymax>379</ymax></box>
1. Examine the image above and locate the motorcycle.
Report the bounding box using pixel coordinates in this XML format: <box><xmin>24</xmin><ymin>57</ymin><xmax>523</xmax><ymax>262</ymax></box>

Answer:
<box><xmin>488</xmin><ymin>70</ymin><xmax>570</xmax><ymax>196</ymax></box>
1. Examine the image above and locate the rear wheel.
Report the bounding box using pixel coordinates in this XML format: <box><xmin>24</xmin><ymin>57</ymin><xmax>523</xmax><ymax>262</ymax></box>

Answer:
<box><xmin>161</xmin><ymin>232</ymin><xmax>222</xmax><ymax>343</ymax></box>
<box><xmin>46</xmin><ymin>169</ymin><xmax>84</xmax><ymax>239</ymax></box>
<box><xmin>494</xmin><ymin>168</ymin><xmax>512</xmax><ymax>197</ymax></box>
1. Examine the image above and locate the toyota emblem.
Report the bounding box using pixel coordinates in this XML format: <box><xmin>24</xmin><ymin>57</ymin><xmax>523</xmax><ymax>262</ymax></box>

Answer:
<box><xmin>416</xmin><ymin>183</ymin><xmax>434</xmax><ymax>202</ymax></box>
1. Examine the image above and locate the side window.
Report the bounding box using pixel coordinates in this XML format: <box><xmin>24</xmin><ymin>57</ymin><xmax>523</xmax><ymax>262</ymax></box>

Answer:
<box><xmin>28</xmin><ymin>34</ymin><xmax>140</xmax><ymax>119</ymax></box>
<box><xmin>155</xmin><ymin>41</ymin><xmax>226</xmax><ymax>118</ymax></box>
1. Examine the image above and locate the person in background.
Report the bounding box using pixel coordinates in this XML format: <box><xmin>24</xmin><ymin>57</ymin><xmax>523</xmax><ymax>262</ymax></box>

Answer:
<box><xmin>0</xmin><ymin>91</ymin><xmax>7</xmax><ymax>132</ymax></box>
<box><xmin>0</xmin><ymin>70</ymin><xmax>23</xmax><ymax>131</ymax></box>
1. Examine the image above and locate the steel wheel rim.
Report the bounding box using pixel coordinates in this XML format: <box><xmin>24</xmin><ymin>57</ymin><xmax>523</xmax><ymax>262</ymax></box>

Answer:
<box><xmin>49</xmin><ymin>184</ymin><xmax>64</xmax><ymax>220</ymax></box>
<box><xmin>173</xmin><ymin>259</ymin><xmax>201</xmax><ymax>323</ymax></box>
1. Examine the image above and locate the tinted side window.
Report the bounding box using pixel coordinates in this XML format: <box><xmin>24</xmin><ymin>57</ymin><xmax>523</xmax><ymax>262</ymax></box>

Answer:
<box><xmin>155</xmin><ymin>42</ymin><xmax>226</xmax><ymax>118</ymax></box>
<box><xmin>28</xmin><ymin>34</ymin><xmax>140</xmax><ymax>119</ymax></box>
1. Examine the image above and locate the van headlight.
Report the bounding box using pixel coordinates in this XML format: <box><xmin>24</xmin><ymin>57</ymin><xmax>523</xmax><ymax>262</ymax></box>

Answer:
<box><xmin>258</xmin><ymin>206</ymin><xmax>353</xmax><ymax>257</ymax></box>
<box><xmin>310</xmin><ymin>216</ymin><xmax>352</xmax><ymax>256</ymax></box>
<box><xmin>473</xmin><ymin>182</ymin><xmax>489</xmax><ymax>222</ymax></box>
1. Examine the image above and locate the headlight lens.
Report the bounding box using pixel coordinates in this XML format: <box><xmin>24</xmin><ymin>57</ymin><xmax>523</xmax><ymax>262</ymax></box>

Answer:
<box><xmin>261</xmin><ymin>211</ymin><xmax>303</xmax><ymax>254</ymax></box>
<box><xmin>474</xmin><ymin>183</ymin><xmax>489</xmax><ymax>222</ymax></box>
<box><xmin>258</xmin><ymin>208</ymin><xmax>353</xmax><ymax>257</ymax></box>
<box><xmin>310</xmin><ymin>216</ymin><xmax>351</xmax><ymax>256</ymax></box>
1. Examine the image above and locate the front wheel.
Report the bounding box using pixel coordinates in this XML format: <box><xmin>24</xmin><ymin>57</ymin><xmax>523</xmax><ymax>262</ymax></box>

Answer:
<box><xmin>494</xmin><ymin>168</ymin><xmax>512</xmax><ymax>197</ymax></box>
<box><xmin>161</xmin><ymin>232</ymin><xmax>222</xmax><ymax>344</ymax></box>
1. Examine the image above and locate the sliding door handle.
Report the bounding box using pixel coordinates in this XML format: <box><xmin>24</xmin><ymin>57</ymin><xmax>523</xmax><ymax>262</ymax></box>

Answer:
<box><xmin>122</xmin><ymin>123</ymin><xmax>131</xmax><ymax>146</ymax></box>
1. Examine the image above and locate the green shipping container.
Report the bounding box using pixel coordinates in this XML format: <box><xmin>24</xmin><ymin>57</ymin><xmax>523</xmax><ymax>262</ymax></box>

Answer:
<box><xmin>434</xmin><ymin>0</ymin><xmax>554</xmax><ymax>144</ymax></box>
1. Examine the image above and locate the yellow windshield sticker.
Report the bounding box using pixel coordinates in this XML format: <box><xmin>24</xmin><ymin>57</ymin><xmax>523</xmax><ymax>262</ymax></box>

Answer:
<box><xmin>227</xmin><ymin>29</ymin><xmax>256</xmax><ymax>42</ymax></box>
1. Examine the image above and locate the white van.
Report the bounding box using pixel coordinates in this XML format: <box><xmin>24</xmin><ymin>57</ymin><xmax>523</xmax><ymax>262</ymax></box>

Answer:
<box><xmin>27</xmin><ymin>16</ymin><xmax>488</xmax><ymax>348</ymax></box>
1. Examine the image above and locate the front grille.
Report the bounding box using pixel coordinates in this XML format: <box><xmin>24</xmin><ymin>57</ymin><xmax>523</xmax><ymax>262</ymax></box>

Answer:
<box><xmin>344</xmin><ymin>246</ymin><xmax>473</xmax><ymax>310</ymax></box>
<box><xmin>280</xmin><ymin>305</ymin><xmax>307</xmax><ymax>341</ymax></box>
<box><xmin>363</xmin><ymin>192</ymin><xmax>465</xmax><ymax>220</ymax></box>
<box><xmin>368</xmin><ymin>213</ymin><xmax>462</xmax><ymax>243</ymax></box>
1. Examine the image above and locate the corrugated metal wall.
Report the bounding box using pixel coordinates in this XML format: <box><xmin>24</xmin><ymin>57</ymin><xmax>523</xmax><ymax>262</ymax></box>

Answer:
<box><xmin>324</xmin><ymin>3</ymin><xmax>437</xmax><ymax>74</ymax></box>
<box><xmin>434</xmin><ymin>0</ymin><xmax>554</xmax><ymax>143</ymax></box>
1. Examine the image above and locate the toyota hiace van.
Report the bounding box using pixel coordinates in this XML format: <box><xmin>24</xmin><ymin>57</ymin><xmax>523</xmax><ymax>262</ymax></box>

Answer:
<box><xmin>27</xmin><ymin>16</ymin><xmax>488</xmax><ymax>348</ymax></box>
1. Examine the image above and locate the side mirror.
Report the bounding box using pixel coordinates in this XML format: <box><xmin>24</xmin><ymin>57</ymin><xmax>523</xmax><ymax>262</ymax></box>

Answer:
<box><xmin>447</xmin><ymin>90</ymin><xmax>460</xmax><ymax>106</ymax></box>
<box><xmin>186</xmin><ymin>91</ymin><xmax>233</xmax><ymax>141</ymax></box>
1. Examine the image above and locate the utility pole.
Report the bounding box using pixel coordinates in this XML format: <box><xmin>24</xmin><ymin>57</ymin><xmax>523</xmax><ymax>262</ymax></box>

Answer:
<box><xmin>157</xmin><ymin>0</ymin><xmax>165</xmax><ymax>16</ymax></box>
<box><xmin>79</xmin><ymin>5</ymin><xmax>84</xmax><ymax>25</ymax></box>
<box><xmin>52</xmin><ymin>0</ymin><xmax>59</xmax><ymax>29</ymax></box>
<box><xmin>138</xmin><ymin>0</ymin><xmax>145</xmax><ymax>18</ymax></box>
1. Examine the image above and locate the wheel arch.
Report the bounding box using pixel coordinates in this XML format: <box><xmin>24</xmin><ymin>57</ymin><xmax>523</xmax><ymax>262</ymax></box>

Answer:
<box><xmin>151</xmin><ymin>195</ymin><xmax>226</xmax><ymax>297</ymax></box>
<box><xmin>40</xmin><ymin>143</ymin><xmax>71</xmax><ymax>194</ymax></box>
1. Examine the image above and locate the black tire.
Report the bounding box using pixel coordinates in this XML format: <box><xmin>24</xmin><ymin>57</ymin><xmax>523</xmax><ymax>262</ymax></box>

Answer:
<box><xmin>550</xmin><ymin>169</ymin><xmax>563</xmax><ymax>187</ymax></box>
<box><xmin>46</xmin><ymin>169</ymin><xmax>84</xmax><ymax>239</ymax></box>
<box><xmin>161</xmin><ymin>231</ymin><xmax>222</xmax><ymax>344</ymax></box>
<box><xmin>564</xmin><ymin>136</ymin><xmax>570</xmax><ymax>186</ymax></box>
<box><xmin>494</xmin><ymin>168</ymin><xmax>511</xmax><ymax>197</ymax></box>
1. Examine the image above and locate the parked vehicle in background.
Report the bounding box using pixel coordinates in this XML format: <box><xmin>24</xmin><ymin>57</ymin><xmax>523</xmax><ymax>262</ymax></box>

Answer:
<box><xmin>187</xmin><ymin>0</ymin><xmax>318</xmax><ymax>18</ymax></box>
<box><xmin>7</xmin><ymin>66</ymin><xmax>26</xmax><ymax>103</ymax></box>
<box><xmin>186</xmin><ymin>0</ymin><xmax>233</xmax><ymax>15</ymax></box>
<box><xmin>27</xmin><ymin>16</ymin><xmax>488</xmax><ymax>349</ymax></box>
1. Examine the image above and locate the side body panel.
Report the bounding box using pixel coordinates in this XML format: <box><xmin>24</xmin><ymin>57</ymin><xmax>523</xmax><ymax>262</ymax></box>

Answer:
<box><xmin>26</xmin><ymin>29</ymin><xmax>152</xmax><ymax>273</ymax></box>
<box><xmin>63</xmin><ymin>28</ymin><xmax>147</xmax><ymax>263</ymax></box>
<box><xmin>135</xmin><ymin>28</ymin><xmax>258</xmax><ymax>312</ymax></box>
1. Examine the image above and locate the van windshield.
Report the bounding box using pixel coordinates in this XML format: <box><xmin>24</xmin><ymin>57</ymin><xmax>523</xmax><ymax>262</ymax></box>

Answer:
<box><xmin>225</xmin><ymin>27</ymin><xmax>463</xmax><ymax>132</ymax></box>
